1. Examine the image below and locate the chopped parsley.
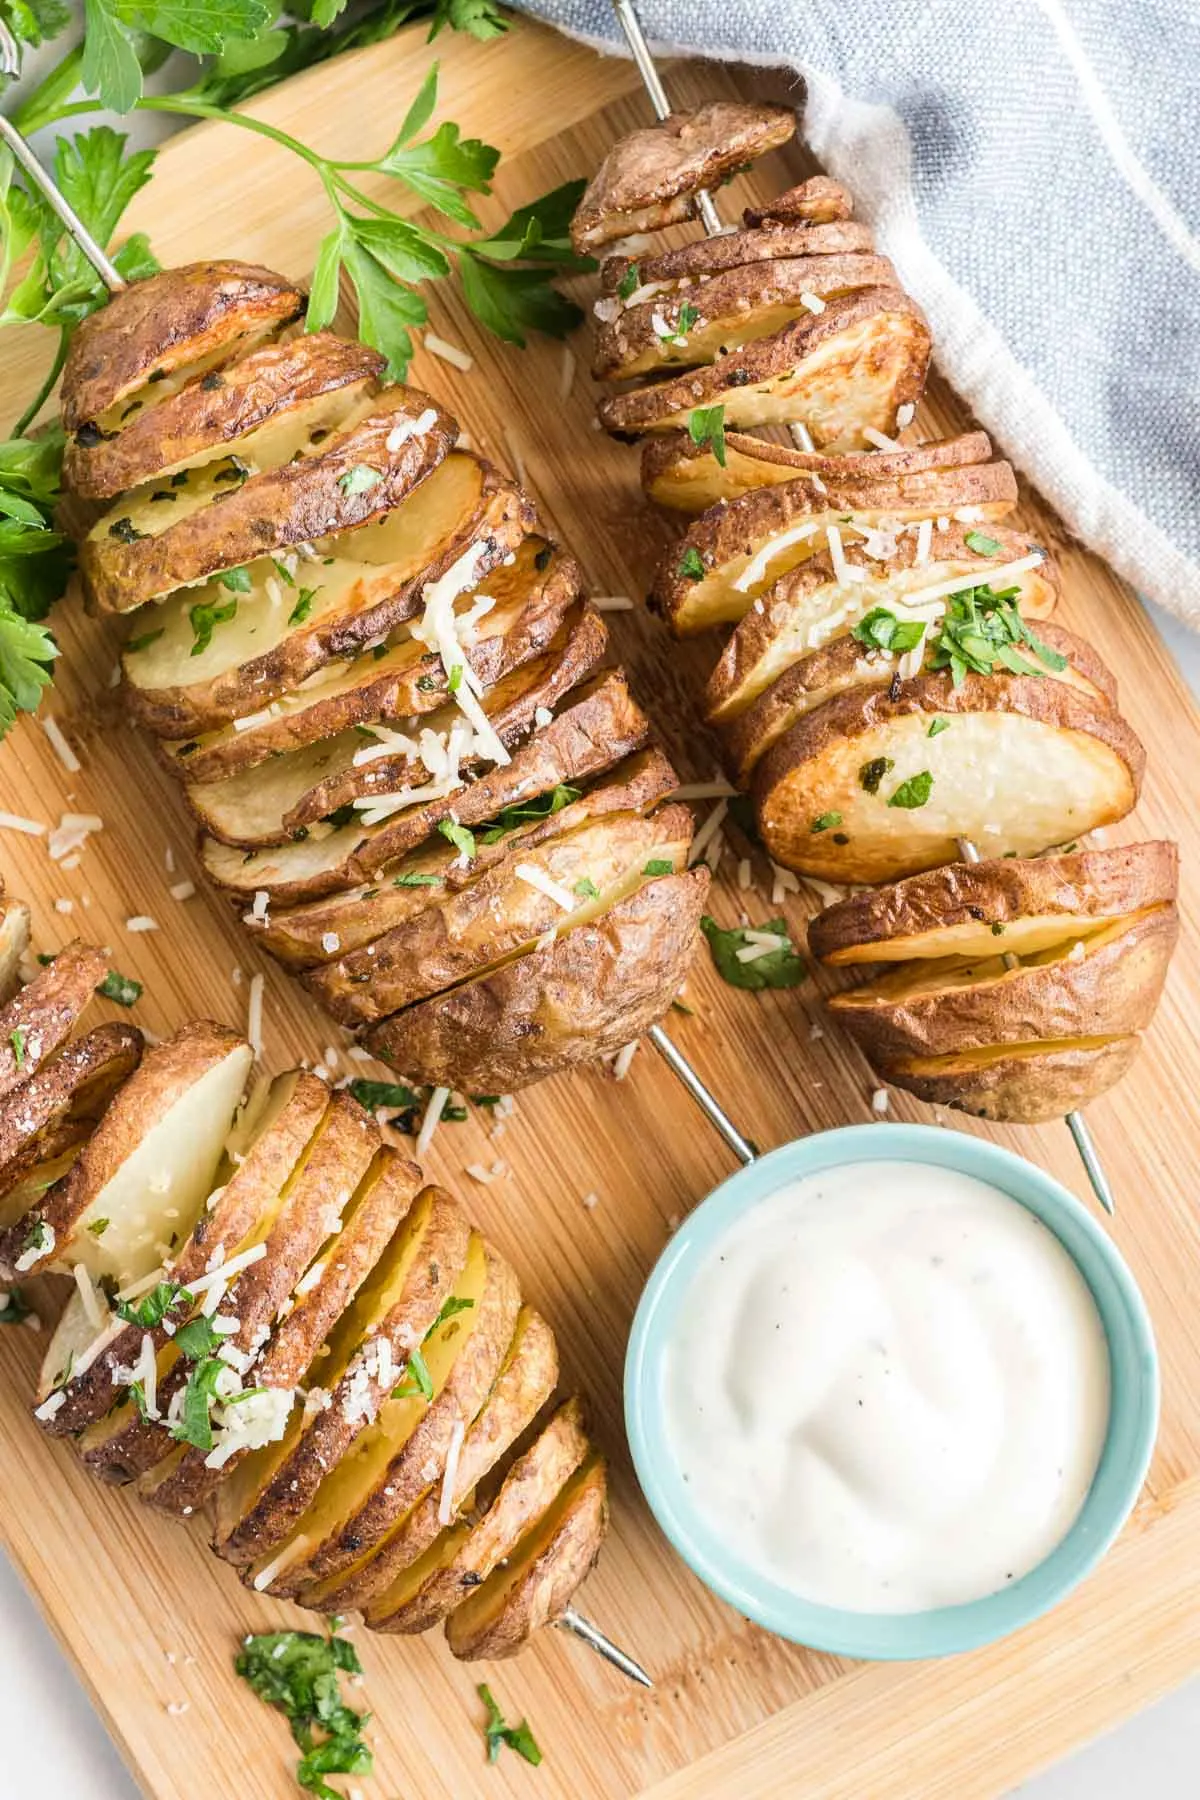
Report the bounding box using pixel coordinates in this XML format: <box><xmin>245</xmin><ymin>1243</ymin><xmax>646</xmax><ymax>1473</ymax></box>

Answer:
<box><xmin>20</xmin><ymin>1219</ymin><xmax>52</xmax><ymax>1260</ymax></box>
<box><xmin>850</xmin><ymin>608</ymin><xmax>926</xmax><ymax>655</ymax></box>
<box><xmin>271</xmin><ymin>558</ymin><xmax>296</xmax><ymax>587</ymax></box>
<box><xmin>115</xmin><ymin>1280</ymin><xmax>192</xmax><ymax>1330</ymax></box>
<box><xmin>617</xmin><ymin>263</ymin><xmax>640</xmax><ymax>301</ymax></box>
<box><xmin>643</xmin><ymin>858</ymin><xmax>674</xmax><ymax>877</ymax></box>
<box><xmin>393</xmin><ymin>1343</ymin><xmax>433</xmax><ymax>1402</ymax></box>
<box><xmin>96</xmin><ymin>969</ymin><xmax>142</xmax><ymax>1007</ymax></box>
<box><xmin>288</xmin><ymin>587</ymin><xmax>317</xmax><ymax>627</ymax></box>
<box><xmin>677</xmin><ymin>546</ymin><xmax>705</xmax><ymax>581</ymax></box>
<box><xmin>700</xmin><ymin>916</ymin><xmax>806</xmax><ymax>992</ymax></box>
<box><xmin>173</xmin><ymin>1314</ymin><xmax>225</xmax><ymax>1361</ymax></box>
<box><xmin>9</xmin><ymin>1028</ymin><xmax>24</xmax><ymax>1069</ymax></box>
<box><xmin>392</xmin><ymin>871</ymin><xmax>444</xmax><ymax>887</ymax></box>
<box><xmin>86</xmin><ymin>1217</ymin><xmax>109</xmax><ymax>1237</ymax></box>
<box><xmin>107</xmin><ymin>517</ymin><xmax>146</xmax><ymax>543</ymax></box>
<box><xmin>348</xmin><ymin>1079</ymin><xmax>423</xmax><ymax>1114</ymax></box>
<box><xmin>0</xmin><ymin>1287</ymin><xmax>32</xmax><ymax>1325</ymax></box>
<box><xmin>235</xmin><ymin>1629</ymin><xmax>371</xmax><ymax>1800</ymax></box>
<box><xmin>927</xmin><ymin>717</ymin><xmax>950</xmax><ymax>737</ymax></box>
<box><xmin>188</xmin><ymin>596</ymin><xmax>237</xmax><ymax>657</ymax></box>
<box><xmin>169</xmin><ymin>1356</ymin><xmax>228</xmax><ymax>1452</ymax></box>
<box><xmin>858</xmin><ymin>756</ymin><xmax>894</xmax><ymax>794</ymax></box>
<box><xmin>928</xmin><ymin>583</ymin><xmax>1068</xmax><ymax>688</ymax></box>
<box><xmin>674</xmin><ymin>301</ymin><xmax>699</xmax><ymax>336</ymax></box>
<box><xmin>887</xmin><ymin>771</ymin><xmax>934</xmax><ymax>810</ymax></box>
<box><xmin>478</xmin><ymin>1683</ymin><xmax>542</xmax><ymax>1768</ymax></box>
<box><xmin>809</xmin><ymin>812</ymin><xmax>842</xmax><ymax>833</ymax></box>
<box><xmin>447</xmin><ymin>663</ymin><xmax>463</xmax><ymax>693</ymax></box>
<box><xmin>687</xmin><ymin>403</ymin><xmax>727</xmax><ymax>468</ymax></box>
<box><xmin>573</xmin><ymin>877</ymin><xmax>599</xmax><ymax>899</ymax></box>
<box><xmin>337</xmin><ymin>464</ymin><xmax>382</xmax><ymax>497</ymax></box>
<box><xmin>216</xmin><ymin>565</ymin><xmax>252</xmax><ymax>593</ymax></box>
<box><xmin>125</xmin><ymin>627</ymin><xmax>163</xmax><ymax>655</ymax></box>
<box><xmin>438</xmin><ymin>819</ymin><xmax>476</xmax><ymax>861</ymax></box>
<box><xmin>964</xmin><ymin>530</ymin><xmax>1002</xmax><ymax>557</ymax></box>
<box><xmin>479</xmin><ymin>785</ymin><xmax>579</xmax><ymax>843</ymax></box>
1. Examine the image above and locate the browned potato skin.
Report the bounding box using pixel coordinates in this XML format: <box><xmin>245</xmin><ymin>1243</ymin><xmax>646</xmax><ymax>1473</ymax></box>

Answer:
<box><xmin>82</xmin><ymin>388</ymin><xmax>459</xmax><ymax>613</ymax></box>
<box><xmin>723</xmin><ymin>618</ymin><xmax>1113</xmax><ymax>789</ymax></box>
<box><xmin>221</xmin><ymin>1189</ymin><xmax>473</xmax><ymax>1574</ymax></box>
<box><xmin>599</xmin><ymin>287</ymin><xmax>931</xmax><ymax>443</ymax></box>
<box><xmin>882</xmin><ymin>1036</ymin><xmax>1142</xmax><ymax>1123</ymax></box>
<box><xmin>809</xmin><ymin>842</ymin><xmax>1180</xmax><ymax>966</ymax></box>
<box><xmin>594</xmin><ymin>253</ymin><xmax>899</xmax><ymax>381</ymax></box>
<box><xmin>365</xmin><ymin>866</ymin><xmax>710</xmax><ymax>1090</ymax></box>
<box><xmin>705</xmin><ymin>523</ymin><xmax>1061</xmax><ymax>725</ymax></box>
<box><xmin>60</xmin><ymin>262</ymin><xmax>305</xmax><ymax>432</ymax></box>
<box><xmin>44</xmin><ymin>1070</ymin><xmax>332</xmax><ymax>1438</ymax></box>
<box><xmin>0</xmin><ymin>897</ymin><xmax>31</xmax><ymax>1003</ymax></box>
<box><xmin>315</xmin><ymin>1306</ymin><xmax>559</xmax><ymax>1614</ymax></box>
<box><xmin>570</xmin><ymin>101</ymin><xmax>796</xmax><ymax>253</ymax></box>
<box><xmin>752</xmin><ymin>663</ymin><xmax>1145</xmax><ymax>883</ymax></box>
<box><xmin>642</xmin><ymin>427</ymin><xmax>995</xmax><ymax>514</ymax></box>
<box><xmin>444</xmin><ymin>1453</ymin><xmax>609</xmax><ymax>1661</ymax></box>
<box><xmin>306</xmin><ymin>805</ymin><xmax>693</xmax><ymax>1024</ymax></box>
<box><xmin>64</xmin><ymin>334</ymin><xmax>386</xmax><ymax>500</ymax></box>
<box><xmin>125</xmin><ymin>462</ymin><xmax>533</xmax><ymax>738</ymax></box>
<box><xmin>0</xmin><ymin>1019</ymin><xmax>247</xmax><ymax>1281</ymax></box>
<box><xmin>0</xmin><ymin>942</ymin><xmax>109</xmax><ymax>1103</ymax></box>
<box><xmin>599</xmin><ymin>216</ymin><xmax>873</xmax><ymax>294</ymax></box>
<box><xmin>286</xmin><ymin>1245</ymin><xmax>523</xmax><ymax>1597</ymax></box>
<box><xmin>828</xmin><ymin>904</ymin><xmax>1179</xmax><ymax>1063</ymax></box>
<box><xmin>743</xmin><ymin>175</ymin><xmax>854</xmax><ymax>228</ymax></box>
<box><xmin>0</xmin><ymin>1024</ymin><xmax>141</xmax><ymax>1210</ymax></box>
<box><xmin>254</xmin><ymin>748</ymin><xmax>680</xmax><ymax>970</ymax></box>
<box><xmin>200</xmin><ymin>667</ymin><xmax>653</xmax><ymax>906</ymax></box>
<box><xmin>654</xmin><ymin>458</ymin><xmax>1019</xmax><ymax>632</ymax></box>
<box><xmin>369</xmin><ymin>1395</ymin><xmax>592</xmax><ymax>1635</ymax></box>
<box><xmin>155</xmin><ymin>536</ymin><xmax>582</xmax><ymax>783</ymax></box>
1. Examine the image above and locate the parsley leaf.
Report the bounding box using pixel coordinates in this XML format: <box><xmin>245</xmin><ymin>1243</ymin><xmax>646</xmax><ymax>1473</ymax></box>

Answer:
<box><xmin>428</xmin><ymin>0</ymin><xmax>508</xmax><ymax>40</ymax></box>
<box><xmin>96</xmin><ymin>968</ymin><xmax>142</xmax><ymax>1006</ymax></box>
<box><xmin>0</xmin><ymin>1286</ymin><xmax>33</xmax><ymax>1325</ymax></box>
<box><xmin>479</xmin><ymin>784</ymin><xmax>579</xmax><ymax>843</ymax></box>
<box><xmin>437</xmin><ymin>818</ymin><xmax>476</xmax><ymax>861</ymax></box>
<box><xmin>170</xmin><ymin>1355</ymin><xmax>227</xmax><ymax>1451</ymax></box>
<box><xmin>573</xmin><ymin>876</ymin><xmax>599</xmax><ymax>899</ymax></box>
<box><xmin>217</xmin><ymin>564</ymin><xmax>252</xmax><ymax>592</ymax></box>
<box><xmin>116</xmin><ymin>1279</ymin><xmax>192</xmax><ymax>1329</ymax></box>
<box><xmin>478</xmin><ymin>1684</ymin><xmax>542</xmax><ymax>1767</ymax></box>
<box><xmin>887</xmin><ymin>771</ymin><xmax>934</xmax><ymax>809</ymax></box>
<box><xmin>688</xmin><ymin>404</ymin><xmax>726</xmax><ymax>468</ymax></box>
<box><xmin>850</xmin><ymin>608</ymin><xmax>926</xmax><ymax>655</ymax></box>
<box><xmin>643</xmin><ymin>858</ymin><xmax>674</xmax><ymax>876</ymax></box>
<box><xmin>392</xmin><ymin>871</ymin><xmax>443</xmax><ymax>887</ymax></box>
<box><xmin>188</xmin><ymin>595</ymin><xmax>237</xmax><ymax>656</ymax></box>
<box><xmin>927</xmin><ymin>582</ymin><xmax>1067</xmax><ymax>688</ymax></box>
<box><xmin>288</xmin><ymin>587</ymin><xmax>317</xmax><ymax>626</ymax></box>
<box><xmin>80</xmin><ymin>0</ymin><xmax>275</xmax><ymax>112</ymax></box>
<box><xmin>928</xmin><ymin>717</ymin><xmax>950</xmax><ymax>737</ymax></box>
<box><xmin>392</xmin><ymin>1343</ymin><xmax>433</xmax><ymax>1401</ymax></box>
<box><xmin>347</xmin><ymin>1078</ymin><xmax>423</xmax><ymax>1113</ymax></box>
<box><xmin>677</xmin><ymin>546</ymin><xmax>705</xmax><ymax>581</ymax></box>
<box><xmin>964</xmin><ymin>530</ymin><xmax>1002</xmax><ymax>557</ymax></box>
<box><xmin>336</xmin><ymin>464</ymin><xmax>381</xmax><ymax>497</ymax></box>
<box><xmin>858</xmin><ymin>756</ymin><xmax>894</xmax><ymax>794</ymax></box>
<box><xmin>617</xmin><ymin>262</ymin><xmax>640</xmax><ymax>301</ymax></box>
<box><xmin>173</xmin><ymin>1313</ymin><xmax>224</xmax><ymax>1361</ymax></box>
<box><xmin>236</xmin><ymin>1629</ymin><xmax>371</xmax><ymax>1800</ymax></box>
<box><xmin>809</xmin><ymin>812</ymin><xmax>842</xmax><ymax>833</ymax></box>
<box><xmin>700</xmin><ymin>916</ymin><xmax>806</xmax><ymax>991</ymax></box>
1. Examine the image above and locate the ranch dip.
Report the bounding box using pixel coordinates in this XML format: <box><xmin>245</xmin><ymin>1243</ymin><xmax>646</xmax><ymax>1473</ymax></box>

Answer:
<box><xmin>662</xmin><ymin>1161</ymin><xmax>1110</xmax><ymax>1613</ymax></box>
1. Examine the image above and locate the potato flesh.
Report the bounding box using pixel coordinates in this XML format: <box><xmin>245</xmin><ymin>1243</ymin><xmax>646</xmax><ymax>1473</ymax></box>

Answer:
<box><xmin>124</xmin><ymin>452</ymin><xmax>483</xmax><ymax>691</ymax></box>
<box><xmin>93</xmin><ymin>326</ymin><xmax>285</xmax><ymax>432</ymax></box>
<box><xmin>760</xmin><ymin>710</ymin><xmax>1136</xmax><ymax>882</ymax></box>
<box><xmin>67</xmin><ymin>1044</ymin><xmax>252</xmax><ymax>1287</ymax></box>
<box><xmin>443</xmin><ymin>1453</ymin><xmax>599</xmax><ymax>1638</ymax></box>
<box><xmin>826</xmin><ymin>908</ymin><xmax>1126</xmax><ymax>965</ymax></box>
<box><xmin>249</xmin><ymin>1234</ymin><xmax>489</xmax><ymax>1583</ymax></box>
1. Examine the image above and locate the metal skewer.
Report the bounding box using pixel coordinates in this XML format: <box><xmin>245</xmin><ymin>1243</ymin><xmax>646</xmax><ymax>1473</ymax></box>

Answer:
<box><xmin>0</xmin><ymin>22</ymin><xmax>655</xmax><ymax>1694</ymax></box>
<box><xmin>611</xmin><ymin>0</ymin><xmax>1117</xmax><ymax>1220</ymax></box>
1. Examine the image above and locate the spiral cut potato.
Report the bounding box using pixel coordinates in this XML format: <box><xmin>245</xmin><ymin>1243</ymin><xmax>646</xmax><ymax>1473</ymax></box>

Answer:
<box><xmin>60</xmin><ymin>264</ymin><xmax>707</xmax><ymax>1094</ymax></box>
<box><xmin>3</xmin><ymin>908</ymin><xmax>607</xmax><ymax>1661</ymax></box>
<box><xmin>574</xmin><ymin>113</ymin><xmax>1178</xmax><ymax>1124</ymax></box>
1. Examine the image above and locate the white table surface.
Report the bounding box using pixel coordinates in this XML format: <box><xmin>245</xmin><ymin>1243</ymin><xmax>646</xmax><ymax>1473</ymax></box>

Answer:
<box><xmin>3</xmin><ymin>31</ymin><xmax>1198</xmax><ymax>1796</ymax></box>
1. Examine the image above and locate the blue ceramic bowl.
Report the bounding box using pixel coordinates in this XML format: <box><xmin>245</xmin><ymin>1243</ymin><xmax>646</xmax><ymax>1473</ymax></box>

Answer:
<box><xmin>625</xmin><ymin>1124</ymin><xmax>1158</xmax><ymax>1660</ymax></box>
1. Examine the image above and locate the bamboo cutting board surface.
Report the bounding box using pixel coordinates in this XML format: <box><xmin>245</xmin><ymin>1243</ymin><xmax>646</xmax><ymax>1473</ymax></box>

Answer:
<box><xmin>0</xmin><ymin>19</ymin><xmax>1198</xmax><ymax>1800</ymax></box>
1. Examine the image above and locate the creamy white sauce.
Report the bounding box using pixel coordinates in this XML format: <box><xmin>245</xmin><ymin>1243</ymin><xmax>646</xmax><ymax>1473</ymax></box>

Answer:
<box><xmin>662</xmin><ymin>1162</ymin><xmax>1110</xmax><ymax>1613</ymax></box>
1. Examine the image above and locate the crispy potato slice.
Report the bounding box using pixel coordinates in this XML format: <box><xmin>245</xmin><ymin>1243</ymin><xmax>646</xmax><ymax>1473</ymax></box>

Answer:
<box><xmin>753</xmin><ymin>668</ymin><xmax>1144</xmax><ymax>883</ymax></box>
<box><xmin>828</xmin><ymin>903</ymin><xmax>1178</xmax><ymax>1062</ymax></box>
<box><xmin>200</xmin><ymin>668</ymin><xmax>650</xmax><ymax>907</ymax></box>
<box><xmin>82</xmin><ymin>387</ymin><xmax>458</xmax><ymax>613</ymax></box>
<box><xmin>213</xmin><ymin>1184</ymin><xmax>470</xmax><ymax>1566</ymax></box>
<box><xmin>123</xmin><ymin>456</ymin><xmax>531</xmax><ymax>736</ymax></box>
<box><xmin>140</xmin><ymin>1148</ymin><xmax>421</xmax><ymax>1519</ymax></box>
<box><xmin>283</xmin><ymin>1243</ymin><xmax>522</xmax><ymax>1599</ymax></box>
<box><xmin>65</xmin><ymin>334</ymin><xmax>385</xmax><ymax>500</ymax></box>
<box><xmin>61</xmin><ymin>262</ymin><xmax>305</xmax><ymax>434</ymax></box>
<box><xmin>723</xmin><ymin>618</ymin><xmax>1110</xmax><ymax>787</ymax></box>
<box><xmin>706</xmin><ymin>524</ymin><xmax>1060</xmax><ymax>724</ymax></box>
<box><xmin>599</xmin><ymin>288</ymin><xmax>931</xmax><ymax>449</ymax></box>
<box><xmin>366</xmin><ymin>865</ymin><xmax>709</xmax><ymax>1090</ymax></box>
<box><xmin>743</xmin><ymin>175</ymin><xmax>854</xmax><ymax>228</ymax></box>
<box><xmin>570</xmin><ymin>101</ymin><xmax>795</xmax><ymax>252</ymax></box>
<box><xmin>309</xmin><ymin>1305</ymin><xmax>558</xmax><ymax>1614</ymax></box>
<box><xmin>0</xmin><ymin>898</ymin><xmax>31</xmax><ymax>1002</ymax></box>
<box><xmin>0</xmin><ymin>1024</ymin><xmax>141</xmax><ymax>1225</ymax></box>
<box><xmin>240</xmin><ymin>1224</ymin><xmax>496</xmax><ymax>1594</ymax></box>
<box><xmin>0</xmin><ymin>1124</ymin><xmax>91</xmax><ymax>1227</ymax></box>
<box><xmin>0</xmin><ymin>941</ymin><xmax>109</xmax><ymax>1101</ymax></box>
<box><xmin>1</xmin><ymin>1021</ymin><xmax>252</xmax><ymax>1285</ymax></box>
<box><xmin>654</xmin><ymin>460</ymin><xmax>1018</xmax><ymax>633</ymax></box>
<box><xmin>881</xmin><ymin>1035</ymin><xmax>1142</xmax><ymax>1123</ymax></box>
<box><xmin>444</xmin><ymin>1448</ymin><xmax>608</xmax><ymax>1661</ymax></box>
<box><xmin>307</xmin><ymin>804</ymin><xmax>694</xmax><ymax>1024</ymax></box>
<box><xmin>594</xmin><ymin>253</ymin><xmax>898</xmax><ymax>380</ymax></box>
<box><xmin>155</xmin><ymin>537</ymin><xmax>581</xmax><ymax>783</ymax></box>
<box><xmin>367</xmin><ymin>1395</ymin><xmax>591</xmax><ymax>1634</ymax></box>
<box><xmin>808</xmin><ymin>842</ymin><xmax>1179</xmax><ymax>966</ymax></box>
<box><xmin>642</xmin><ymin>427</ymin><xmax>995</xmax><ymax>514</ymax></box>
<box><xmin>598</xmin><ymin>216</ymin><xmax>872</xmax><ymax>295</ymax></box>
<box><xmin>184</xmin><ymin>604</ymin><xmax>607</xmax><ymax>850</ymax></box>
<box><xmin>37</xmin><ymin>1069</ymin><xmax>331</xmax><ymax>1435</ymax></box>
<box><xmin>254</xmin><ymin>749</ymin><xmax>679</xmax><ymax>969</ymax></box>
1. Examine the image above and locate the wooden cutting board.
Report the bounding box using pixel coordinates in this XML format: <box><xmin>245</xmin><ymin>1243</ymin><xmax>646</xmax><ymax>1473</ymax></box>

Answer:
<box><xmin>0</xmin><ymin>18</ymin><xmax>1198</xmax><ymax>1800</ymax></box>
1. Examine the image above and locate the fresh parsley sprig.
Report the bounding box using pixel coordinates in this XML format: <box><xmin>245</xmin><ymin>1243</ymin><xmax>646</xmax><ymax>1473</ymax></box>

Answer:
<box><xmin>235</xmin><ymin>1628</ymin><xmax>372</xmax><ymax>1800</ymax></box>
<box><xmin>928</xmin><ymin>583</ymin><xmax>1068</xmax><ymax>688</ymax></box>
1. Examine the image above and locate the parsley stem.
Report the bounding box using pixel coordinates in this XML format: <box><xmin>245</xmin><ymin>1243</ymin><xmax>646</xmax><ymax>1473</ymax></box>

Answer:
<box><xmin>13</xmin><ymin>328</ymin><xmax>69</xmax><ymax>437</ymax></box>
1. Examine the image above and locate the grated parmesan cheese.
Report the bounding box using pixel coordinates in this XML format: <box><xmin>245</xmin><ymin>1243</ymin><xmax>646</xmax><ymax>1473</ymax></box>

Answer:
<box><xmin>799</xmin><ymin>291</ymin><xmax>826</xmax><ymax>314</ymax></box>
<box><xmin>513</xmin><ymin>863</ymin><xmax>578</xmax><ymax>911</ymax></box>
<box><xmin>386</xmin><ymin>407</ymin><xmax>438</xmax><ymax>454</ymax></box>
<box><xmin>423</xmin><ymin>332</ymin><xmax>473</xmax><ymax>372</ymax></box>
<box><xmin>733</xmin><ymin>523</ymin><xmax>818</xmax><ymax>594</ymax></box>
<box><xmin>438</xmin><ymin>1419</ymin><xmax>466</xmax><ymax>1525</ymax></box>
<box><xmin>0</xmin><ymin>812</ymin><xmax>46</xmax><ymax>836</ymax></box>
<box><xmin>247</xmin><ymin>972</ymin><xmax>264</xmax><ymax>1059</ymax></box>
<box><xmin>415</xmin><ymin>1086</ymin><xmax>449</xmax><ymax>1158</ymax></box>
<box><xmin>863</xmin><ymin>426</ymin><xmax>902</xmax><ymax>452</ymax></box>
<box><xmin>42</xmin><ymin>716</ymin><xmax>81</xmax><ymax>774</ymax></box>
<box><xmin>688</xmin><ymin>799</ymin><xmax>728</xmax><ymax>866</ymax></box>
